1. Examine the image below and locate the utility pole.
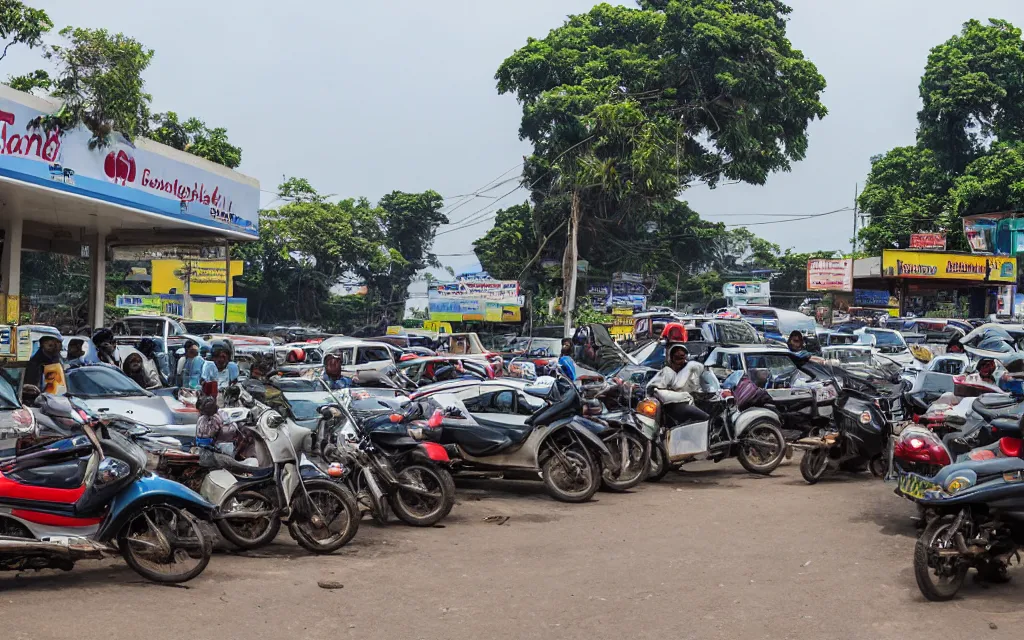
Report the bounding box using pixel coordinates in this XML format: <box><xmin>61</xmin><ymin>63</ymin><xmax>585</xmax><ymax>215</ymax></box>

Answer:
<box><xmin>852</xmin><ymin>183</ymin><xmax>859</xmax><ymax>255</ymax></box>
<box><xmin>674</xmin><ymin>271</ymin><xmax>680</xmax><ymax>310</ymax></box>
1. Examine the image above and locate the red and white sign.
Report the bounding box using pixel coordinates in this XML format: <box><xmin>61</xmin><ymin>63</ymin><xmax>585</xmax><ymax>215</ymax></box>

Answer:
<box><xmin>910</xmin><ymin>232</ymin><xmax>946</xmax><ymax>250</ymax></box>
<box><xmin>807</xmin><ymin>259</ymin><xmax>853</xmax><ymax>292</ymax></box>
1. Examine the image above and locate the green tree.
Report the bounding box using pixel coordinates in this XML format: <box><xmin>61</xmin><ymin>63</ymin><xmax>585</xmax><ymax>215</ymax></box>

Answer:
<box><xmin>472</xmin><ymin>203</ymin><xmax>538</xmax><ymax>281</ymax></box>
<box><xmin>496</xmin><ymin>0</ymin><xmax>826</xmax><ymax>327</ymax></box>
<box><xmin>359</xmin><ymin>190</ymin><xmax>447</xmax><ymax>322</ymax></box>
<box><xmin>6</xmin><ymin>67</ymin><xmax>48</xmax><ymax>93</ymax></box>
<box><xmin>149</xmin><ymin>111</ymin><xmax>243</xmax><ymax>168</ymax></box>
<box><xmin>860</xmin><ymin>19</ymin><xmax>1024</xmax><ymax>252</ymax></box>
<box><xmin>32</xmin><ymin>27</ymin><xmax>154</xmax><ymax>146</ymax></box>
<box><xmin>0</xmin><ymin>0</ymin><xmax>51</xmax><ymax>63</ymax></box>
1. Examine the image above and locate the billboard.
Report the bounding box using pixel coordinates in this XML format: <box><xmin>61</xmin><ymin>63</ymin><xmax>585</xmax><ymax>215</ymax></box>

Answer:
<box><xmin>910</xmin><ymin>232</ymin><xmax>946</xmax><ymax>251</ymax></box>
<box><xmin>151</xmin><ymin>259</ymin><xmax>243</xmax><ymax>296</ymax></box>
<box><xmin>806</xmin><ymin>259</ymin><xmax>853</xmax><ymax>292</ymax></box>
<box><xmin>881</xmin><ymin>250</ymin><xmax>1016</xmax><ymax>283</ymax></box>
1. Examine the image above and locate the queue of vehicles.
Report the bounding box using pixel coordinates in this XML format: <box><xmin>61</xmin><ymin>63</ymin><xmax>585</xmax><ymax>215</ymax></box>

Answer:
<box><xmin>4</xmin><ymin>311</ymin><xmax>1024</xmax><ymax>604</ymax></box>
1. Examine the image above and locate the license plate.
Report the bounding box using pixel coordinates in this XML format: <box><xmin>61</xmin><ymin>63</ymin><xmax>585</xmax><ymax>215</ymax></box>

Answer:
<box><xmin>897</xmin><ymin>472</ymin><xmax>940</xmax><ymax>500</ymax></box>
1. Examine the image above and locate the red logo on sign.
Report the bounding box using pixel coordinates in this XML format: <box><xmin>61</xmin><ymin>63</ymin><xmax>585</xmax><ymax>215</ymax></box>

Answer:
<box><xmin>104</xmin><ymin>150</ymin><xmax>136</xmax><ymax>185</ymax></box>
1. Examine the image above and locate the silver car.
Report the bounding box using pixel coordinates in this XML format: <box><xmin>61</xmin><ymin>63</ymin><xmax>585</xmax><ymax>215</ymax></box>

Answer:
<box><xmin>64</xmin><ymin>364</ymin><xmax>198</xmax><ymax>444</ymax></box>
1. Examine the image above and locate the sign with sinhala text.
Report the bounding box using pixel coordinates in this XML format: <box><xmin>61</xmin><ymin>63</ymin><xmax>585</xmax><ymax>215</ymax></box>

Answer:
<box><xmin>806</xmin><ymin>259</ymin><xmax>853</xmax><ymax>292</ymax></box>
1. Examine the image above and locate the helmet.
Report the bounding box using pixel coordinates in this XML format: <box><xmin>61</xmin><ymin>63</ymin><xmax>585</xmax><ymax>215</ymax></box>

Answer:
<box><xmin>286</xmin><ymin>347</ymin><xmax>306</xmax><ymax>364</ymax></box>
<box><xmin>92</xmin><ymin>328</ymin><xmax>114</xmax><ymax>346</ymax></box>
<box><xmin>210</xmin><ymin>339</ymin><xmax>232</xmax><ymax>357</ymax></box>
<box><xmin>660</xmin><ymin>322</ymin><xmax>688</xmax><ymax>343</ymax></box>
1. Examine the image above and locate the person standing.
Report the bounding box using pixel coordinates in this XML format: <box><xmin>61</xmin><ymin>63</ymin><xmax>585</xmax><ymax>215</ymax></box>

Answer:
<box><xmin>200</xmin><ymin>340</ymin><xmax>239</xmax><ymax>395</ymax></box>
<box><xmin>558</xmin><ymin>338</ymin><xmax>577</xmax><ymax>380</ymax></box>
<box><xmin>25</xmin><ymin>335</ymin><xmax>63</xmax><ymax>390</ymax></box>
<box><xmin>177</xmin><ymin>340</ymin><xmax>204</xmax><ymax>389</ymax></box>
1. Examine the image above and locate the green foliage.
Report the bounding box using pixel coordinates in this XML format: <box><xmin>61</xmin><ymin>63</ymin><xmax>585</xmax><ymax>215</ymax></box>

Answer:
<box><xmin>148</xmin><ymin>111</ymin><xmax>242</xmax><ymax>168</ymax></box>
<box><xmin>33</xmin><ymin>27</ymin><xmax>154</xmax><ymax>147</ymax></box>
<box><xmin>6</xmin><ymin>67</ymin><xmax>48</xmax><ymax>93</ymax></box>
<box><xmin>0</xmin><ymin>0</ymin><xmax>51</xmax><ymax>63</ymax></box>
<box><xmin>860</xmin><ymin>19</ymin><xmax>1024</xmax><ymax>253</ymax></box>
<box><xmin>472</xmin><ymin>203</ymin><xmax>537</xmax><ymax>281</ymax></box>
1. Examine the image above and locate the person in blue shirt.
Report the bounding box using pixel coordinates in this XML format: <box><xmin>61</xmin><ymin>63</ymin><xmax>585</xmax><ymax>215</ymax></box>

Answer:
<box><xmin>200</xmin><ymin>340</ymin><xmax>239</xmax><ymax>393</ymax></box>
<box><xmin>558</xmin><ymin>339</ymin><xmax>577</xmax><ymax>380</ymax></box>
<box><xmin>177</xmin><ymin>340</ymin><xmax>204</xmax><ymax>389</ymax></box>
<box><xmin>322</xmin><ymin>353</ymin><xmax>353</xmax><ymax>390</ymax></box>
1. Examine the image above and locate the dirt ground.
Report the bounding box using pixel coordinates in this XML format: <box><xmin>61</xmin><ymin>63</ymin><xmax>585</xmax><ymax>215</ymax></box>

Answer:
<box><xmin>3</xmin><ymin>459</ymin><xmax>1023</xmax><ymax>640</ymax></box>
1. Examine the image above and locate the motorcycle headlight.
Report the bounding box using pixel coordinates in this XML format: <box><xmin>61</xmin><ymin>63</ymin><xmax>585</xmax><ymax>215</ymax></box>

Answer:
<box><xmin>944</xmin><ymin>474</ymin><xmax>975</xmax><ymax>494</ymax></box>
<box><xmin>859</xmin><ymin>411</ymin><xmax>873</xmax><ymax>424</ymax></box>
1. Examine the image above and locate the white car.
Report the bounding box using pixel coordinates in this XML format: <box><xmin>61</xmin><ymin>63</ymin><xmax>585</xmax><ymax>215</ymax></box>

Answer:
<box><xmin>853</xmin><ymin>327</ymin><xmax>915</xmax><ymax>368</ymax></box>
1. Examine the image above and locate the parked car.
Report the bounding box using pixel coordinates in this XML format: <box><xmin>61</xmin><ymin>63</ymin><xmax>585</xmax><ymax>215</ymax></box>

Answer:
<box><xmin>433</xmin><ymin>332</ymin><xmax>503</xmax><ymax>373</ymax></box>
<box><xmin>398</xmin><ymin>356</ymin><xmax>496</xmax><ymax>386</ymax></box>
<box><xmin>318</xmin><ymin>337</ymin><xmax>397</xmax><ymax>375</ymax></box>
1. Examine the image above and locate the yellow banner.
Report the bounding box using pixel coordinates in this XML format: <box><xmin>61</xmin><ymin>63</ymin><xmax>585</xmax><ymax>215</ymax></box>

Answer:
<box><xmin>151</xmin><ymin>259</ymin><xmax>243</xmax><ymax>296</ymax></box>
<box><xmin>881</xmin><ymin>250</ymin><xmax>1017</xmax><ymax>282</ymax></box>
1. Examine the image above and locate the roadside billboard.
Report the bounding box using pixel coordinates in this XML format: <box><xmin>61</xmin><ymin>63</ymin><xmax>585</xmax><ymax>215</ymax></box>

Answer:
<box><xmin>151</xmin><ymin>259</ymin><xmax>243</xmax><ymax>296</ymax></box>
<box><xmin>881</xmin><ymin>250</ymin><xmax>1016</xmax><ymax>283</ymax></box>
<box><xmin>806</xmin><ymin>259</ymin><xmax>853</xmax><ymax>292</ymax></box>
<box><xmin>909</xmin><ymin>232</ymin><xmax>946</xmax><ymax>251</ymax></box>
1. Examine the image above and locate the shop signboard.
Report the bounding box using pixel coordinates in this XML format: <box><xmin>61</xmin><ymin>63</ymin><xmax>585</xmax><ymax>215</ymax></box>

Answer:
<box><xmin>964</xmin><ymin>217</ymin><xmax>998</xmax><ymax>253</ymax></box>
<box><xmin>910</xmin><ymin>232</ymin><xmax>946</xmax><ymax>251</ymax></box>
<box><xmin>854</xmin><ymin>289</ymin><xmax>894</xmax><ymax>308</ymax></box>
<box><xmin>881</xmin><ymin>250</ymin><xmax>1017</xmax><ymax>283</ymax></box>
<box><xmin>429</xmin><ymin>280</ymin><xmax>519</xmax><ymax>304</ymax></box>
<box><xmin>610</xmin><ymin>307</ymin><xmax>634</xmax><ymax>337</ymax></box>
<box><xmin>116</xmin><ymin>294</ymin><xmax>247</xmax><ymax>323</ymax></box>
<box><xmin>723</xmin><ymin>281</ymin><xmax>771</xmax><ymax>306</ymax></box>
<box><xmin>806</xmin><ymin>259</ymin><xmax>853</xmax><ymax>292</ymax></box>
<box><xmin>0</xmin><ymin>91</ymin><xmax>258</xmax><ymax>237</ymax></box>
<box><xmin>151</xmin><ymin>259</ymin><xmax>243</xmax><ymax>296</ymax></box>
<box><xmin>608</xmin><ymin>295</ymin><xmax>646</xmax><ymax>312</ymax></box>
<box><xmin>612</xmin><ymin>272</ymin><xmax>643</xmax><ymax>284</ymax></box>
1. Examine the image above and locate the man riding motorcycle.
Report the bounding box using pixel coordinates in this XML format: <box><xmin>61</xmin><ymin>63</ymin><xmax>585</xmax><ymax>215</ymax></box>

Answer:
<box><xmin>648</xmin><ymin>344</ymin><xmax>708</xmax><ymax>424</ymax></box>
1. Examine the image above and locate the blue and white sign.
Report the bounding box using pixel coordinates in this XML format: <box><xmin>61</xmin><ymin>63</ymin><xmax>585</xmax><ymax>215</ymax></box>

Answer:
<box><xmin>0</xmin><ymin>89</ymin><xmax>259</xmax><ymax>237</ymax></box>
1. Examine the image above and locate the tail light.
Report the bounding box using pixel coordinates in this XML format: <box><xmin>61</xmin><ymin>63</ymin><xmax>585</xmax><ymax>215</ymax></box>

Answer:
<box><xmin>999</xmin><ymin>437</ymin><xmax>1023</xmax><ymax>458</ymax></box>
<box><xmin>636</xmin><ymin>399</ymin><xmax>659</xmax><ymax>418</ymax></box>
<box><xmin>420</xmin><ymin>442</ymin><xmax>449</xmax><ymax>462</ymax></box>
<box><xmin>389</xmin><ymin>414</ymin><xmax>404</xmax><ymax>423</ymax></box>
<box><xmin>428</xmin><ymin>410</ymin><xmax>443</xmax><ymax>429</ymax></box>
<box><xmin>400</xmin><ymin>354</ymin><xmax>418</xmax><ymax>362</ymax></box>
<box><xmin>327</xmin><ymin>462</ymin><xmax>345</xmax><ymax>478</ymax></box>
<box><xmin>893</xmin><ymin>431</ymin><xmax>951</xmax><ymax>466</ymax></box>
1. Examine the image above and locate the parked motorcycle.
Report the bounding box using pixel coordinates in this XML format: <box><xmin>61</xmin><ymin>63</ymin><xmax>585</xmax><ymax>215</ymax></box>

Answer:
<box><xmin>635</xmin><ymin>372</ymin><xmax>787</xmax><ymax>478</ymax></box>
<box><xmin>208</xmin><ymin>383</ymin><xmax>360</xmax><ymax>554</ymax></box>
<box><xmin>315</xmin><ymin>395</ymin><xmax>456</xmax><ymax>527</ymax></box>
<box><xmin>427</xmin><ymin>377</ymin><xmax>620</xmax><ymax>503</ymax></box>
<box><xmin>911</xmin><ymin>456</ymin><xmax>1024</xmax><ymax>600</ymax></box>
<box><xmin>0</xmin><ymin>394</ymin><xmax>214</xmax><ymax>583</ymax></box>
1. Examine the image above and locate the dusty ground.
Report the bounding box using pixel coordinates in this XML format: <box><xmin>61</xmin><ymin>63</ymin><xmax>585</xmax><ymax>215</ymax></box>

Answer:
<box><xmin>3</xmin><ymin>460</ymin><xmax>1023</xmax><ymax>640</ymax></box>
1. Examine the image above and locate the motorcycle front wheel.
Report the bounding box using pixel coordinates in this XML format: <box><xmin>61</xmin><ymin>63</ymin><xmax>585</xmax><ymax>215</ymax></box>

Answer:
<box><xmin>799</xmin><ymin>449</ymin><xmax>829</xmax><ymax>484</ymax></box>
<box><xmin>914</xmin><ymin>515</ymin><xmax>969</xmax><ymax>601</ymax></box>
<box><xmin>646</xmin><ymin>441</ymin><xmax>670</xmax><ymax>482</ymax></box>
<box><xmin>217</xmin><ymin>489</ymin><xmax>281</xmax><ymax>550</ymax></box>
<box><xmin>118</xmin><ymin>504</ymin><xmax>210</xmax><ymax>584</ymax></box>
<box><xmin>542</xmin><ymin>443</ymin><xmax>600</xmax><ymax>503</ymax></box>
<box><xmin>289</xmin><ymin>480</ymin><xmax>360</xmax><ymax>554</ymax></box>
<box><xmin>737</xmin><ymin>420</ymin><xmax>787</xmax><ymax>475</ymax></box>
<box><xmin>601</xmin><ymin>431</ymin><xmax>651</xmax><ymax>492</ymax></box>
<box><xmin>389</xmin><ymin>463</ymin><xmax>456</xmax><ymax>527</ymax></box>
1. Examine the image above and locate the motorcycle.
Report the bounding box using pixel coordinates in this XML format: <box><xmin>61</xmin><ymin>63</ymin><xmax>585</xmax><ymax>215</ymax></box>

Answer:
<box><xmin>587</xmin><ymin>380</ymin><xmax>654</xmax><ymax>491</ymax></box>
<box><xmin>636</xmin><ymin>372</ymin><xmax>788</xmax><ymax>479</ymax></box>
<box><xmin>0</xmin><ymin>394</ymin><xmax>214</xmax><ymax>583</ymax></box>
<box><xmin>427</xmin><ymin>376</ymin><xmax>620</xmax><ymax>503</ymax></box>
<box><xmin>205</xmin><ymin>383</ymin><xmax>360</xmax><ymax>554</ymax></box>
<box><xmin>911</xmin><ymin>455</ymin><xmax>1024</xmax><ymax>601</ymax></box>
<box><xmin>314</xmin><ymin>394</ymin><xmax>456</xmax><ymax>527</ymax></box>
<box><xmin>795</xmin><ymin>357</ymin><xmax>909</xmax><ymax>483</ymax></box>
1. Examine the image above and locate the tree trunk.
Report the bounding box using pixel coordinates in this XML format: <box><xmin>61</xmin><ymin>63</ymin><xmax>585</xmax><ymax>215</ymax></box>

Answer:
<box><xmin>562</xmin><ymin>189</ymin><xmax>581</xmax><ymax>339</ymax></box>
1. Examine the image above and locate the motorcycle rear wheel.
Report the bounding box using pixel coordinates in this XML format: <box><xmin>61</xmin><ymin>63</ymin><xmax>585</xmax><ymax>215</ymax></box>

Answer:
<box><xmin>389</xmin><ymin>464</ymin><xmax>456</xmax><ymax>527</ymax></box>
<box><xmin>289</xmin><ymin>480</ymin><xmax>360</xmax><ymax>554</ymax></box>
<box><xmin>119</xmin><ymin>505</ymin><xmax>210</xmax><ymax>584</ymax></box>
<box><xmin>601</xmin><ymin>432</ymin><xmax>651</xmax><ymax>492</ymax></box>
<box><xmin>217</xmin><ymin>490</ymin><xmax>281</xmax><ymax>550</ymax></box>
<box><xmin>914</xmin><ymin>516</ymin><xmax>969</xmax><ymax>601</ymax></box>
<box><xmin>799</xmin><ymin>449</ymin><xmax>829</xmax><ymax>484</ymax></box>
<box><xmin>542</xmin><ymin>444</ymin><xmax>600</xmax><ymax>503</ymax></box>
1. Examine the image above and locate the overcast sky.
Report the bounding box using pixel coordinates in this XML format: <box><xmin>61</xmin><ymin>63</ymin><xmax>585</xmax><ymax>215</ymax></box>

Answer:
<box><xmin>10</xmin><ymin>0</ymin><xmax>1024</xmax><ymax>282</ymax></box>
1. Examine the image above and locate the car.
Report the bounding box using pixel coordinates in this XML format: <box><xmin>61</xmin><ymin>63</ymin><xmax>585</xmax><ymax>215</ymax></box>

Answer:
<box><xmin>398</xmin><ymin>356</ymin><xmax>496</xmax><ymax>386</ymax></box>
<box><xmin>434</xmin><ymin>332</ymin><xmax>503</xmax><ymax>373</ymax></box>
<box><xmin>852</xmin><ymin>327</ymin><xmax>914</xmax><ymax>367</ymax></box>
<box><xmin>410</xmin><ymin>378</ymin><xmax>548</xmax><ymax>428</ymax></box>
<box><xmin>64</xmin><ymin>363</ymin><xmax>198</xmax><ymax>444</ymax></box>
<box><xmin>318</xmin><ymin>337</ymin><xmax>396</xmax><ymax>375</ymax></box>
<box><xmin>501</xmin><ymin>336</ymin><xmax>564</xmax><ymax>376</ymax></box>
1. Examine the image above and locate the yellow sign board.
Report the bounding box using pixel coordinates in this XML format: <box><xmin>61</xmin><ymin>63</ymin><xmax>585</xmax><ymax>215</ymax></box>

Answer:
<box><xmin>151</xmin><ymin>260</ymin><xmax>243</xmax><ymax>296</ymax></box>
<box><xmin>2</xmin><ymin>294</ymin><xmax>18</xmax><ymax>324</ymax></box>
<box><xmin>423</xmin><ymin>320</ymin><xmax>452</xmax><ymax>334</ymax></box>
<box><xmin>386</xmin><ymin>325</ymin><xmax>404</xmax><ymax>335</ymax></box>
<box><xmin>881</xmin><ymin>250</ymin><xmax>1017</xmax><ymax>283</ymax></box>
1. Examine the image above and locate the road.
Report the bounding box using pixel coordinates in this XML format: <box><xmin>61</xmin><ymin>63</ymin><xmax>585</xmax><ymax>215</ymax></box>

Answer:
<box><xmin>2</xmin><ymin>460</ymin><xmax>1023</xmax><ymax>640</ymax></box>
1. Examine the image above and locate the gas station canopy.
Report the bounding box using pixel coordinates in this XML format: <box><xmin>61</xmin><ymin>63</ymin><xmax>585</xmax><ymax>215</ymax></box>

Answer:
<box><xmin>0</xmin><ymin>83</ymin><xmax>261</xmax><ymax>330</ymax></box>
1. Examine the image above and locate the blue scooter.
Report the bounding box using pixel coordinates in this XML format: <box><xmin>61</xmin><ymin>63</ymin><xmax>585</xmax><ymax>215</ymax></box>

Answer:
<box><xmin>0</xmin><ymin>395</ymin><xmax>215</xmax><ymax>583</ymax></box>
<box><xmin>912</xmin><ymin>454</ymin><xmax>1024</xmax><ymax>600</ymax></box>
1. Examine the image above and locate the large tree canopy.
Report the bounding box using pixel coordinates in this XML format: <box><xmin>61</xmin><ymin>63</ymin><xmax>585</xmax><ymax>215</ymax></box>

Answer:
<box><xmin>149</xmin><ymin>111</ymin><xmax>243</xmax><ymax>168</ymax></box>
<box><xmin>860</xmin><ymin>19</ymin><xmax>1024</xmax><ymax>253</ymax></box>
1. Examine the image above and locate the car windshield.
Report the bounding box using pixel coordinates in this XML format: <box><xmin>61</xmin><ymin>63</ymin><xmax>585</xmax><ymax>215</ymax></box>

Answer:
<box><xmin>744</xmin><ymin>353</ymin><xmax>797</xmax><ymax>376</ymax></box>
<box><xmin>525</xmin><ymin>339</ymin><xmax>561</xmax><ymax>357</ymax></box>
<box><xmin>712</xmin><ymin>321</ymin><xmax>758</xmax><ymax>344</ymax></box>
<box><xmin>864</xmin><ymin>329</ymin><xmax>905</xmax><ymax>347</ymax></box>
<box><xmin>823</xmin><ymin>348</ymin><xmax>872</xmax><ymax>365</ymax></box>
<box><xmin>283</xmin><ymin>392</ymin><xmax>336</xmax><ymax>421</ymax></box>
<box><xmin>66</xmin><ymin>367</ymin><xmax>149</xmax><ymax>398</ymax></box>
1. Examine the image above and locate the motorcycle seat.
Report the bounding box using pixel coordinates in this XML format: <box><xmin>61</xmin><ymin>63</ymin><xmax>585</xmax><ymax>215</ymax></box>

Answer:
<box><xmin>933</xmin><ymin>457</ymin><xmax>1024</xmax><ymax>486</ymax></box>
<box><xmin>470</xmin><ymin>415</ymin><xmax>533</xmax><ymax>447</ymax></box>
<box><xmin>369</xmin><ymin>430</ymin><xmax>421</xmax><ymax>449</ymax></box>
<box><xmin>230</xmin><ymin>464</ymin><xmax>274</xmax><ymax>480</ymax></box>
<box><xmin>974</xmin><ymin>396</ymin><xmax>1021</xmax><ymax>421</ymax></box>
